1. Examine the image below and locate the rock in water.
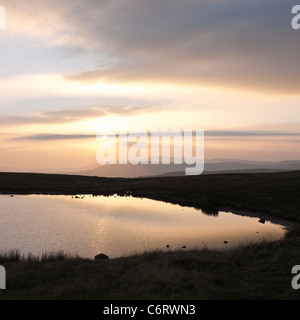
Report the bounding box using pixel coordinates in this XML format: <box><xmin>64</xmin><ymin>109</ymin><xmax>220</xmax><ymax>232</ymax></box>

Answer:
<box><xmin>94</xmin><ymin>253</ymin><xmax>109</xmax><ymax>260</ymax></box>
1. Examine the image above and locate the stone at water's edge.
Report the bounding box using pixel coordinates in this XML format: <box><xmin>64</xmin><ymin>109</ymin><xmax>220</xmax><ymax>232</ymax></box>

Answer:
<box><xmin>95</xmin><ymin>253</ymin><xmax>109</xmax><ymax>260</ymax></box>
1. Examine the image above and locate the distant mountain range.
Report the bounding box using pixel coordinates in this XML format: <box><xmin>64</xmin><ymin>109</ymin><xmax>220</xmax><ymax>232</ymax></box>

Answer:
<box><xmin>70</xmin><ymin>159</ymin><xmax>300</xmax><ymax>178</ymax></box>
<box><xmin>2</xmin><ymin>159</ymin><xmax>300</xmax><ymax>178</ymax></box>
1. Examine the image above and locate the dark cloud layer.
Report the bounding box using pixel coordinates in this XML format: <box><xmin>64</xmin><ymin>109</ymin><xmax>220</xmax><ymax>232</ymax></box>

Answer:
<box><xmin>5</xmin><ymin>0</ymin><xmax>300</xmax><ymax>93</ymax></box>
<box><xmin>15</xmin><ymin>130</ymin><xmax>300</xmax><ymax>141</ymax></box>
<box><xmin>61</xmin><ymin>0</ymin><xmax>300</xmax><ymax>93</ymax></box>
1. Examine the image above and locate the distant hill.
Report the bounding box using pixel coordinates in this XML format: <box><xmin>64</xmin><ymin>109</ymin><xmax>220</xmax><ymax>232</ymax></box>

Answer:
<box><xmin>148</xmin><ymin>168</ymin><xmax>286</xmax><ymax>178</ymax></box>
<box><xmin>74</xmin><ymin>163</ymin><xmax>188</xmax><ymax>178</ymax></box>
<box><xmin>71</xmin><ymin>159</ymin><xmax>300</xmax><ymax>178</ymax></box>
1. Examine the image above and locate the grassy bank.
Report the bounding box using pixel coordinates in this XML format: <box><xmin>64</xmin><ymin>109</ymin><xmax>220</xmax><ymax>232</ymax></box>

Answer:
<box><xmin>0</xmin><ymin>171</ymin><xmax>300</xmax><ymax>299</ymax></box>
<box><xmin>0</xmin><ymin>227</ymin><xmax>300</xmax><ymax>300</ymax></box>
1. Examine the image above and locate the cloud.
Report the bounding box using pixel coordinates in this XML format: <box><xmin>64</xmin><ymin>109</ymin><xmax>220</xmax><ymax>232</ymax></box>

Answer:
<box><xmin>14</xmin><ymin>134</ymin><xmax>95</xmax><ymax>141</ymax></box>
<box><xmin>0</xmin><ymin>105</ymin><xmax>153</xmax><ymax>126</ymax></box>
<box><xmin>4</xmin><ymin>0</ymin><xmax>299</xmax><ymax>93</ymax></box>
<box><xmin>14</xmin><ymin>130</ymin><xmax>300</xmax><ymax>141</ymax></box>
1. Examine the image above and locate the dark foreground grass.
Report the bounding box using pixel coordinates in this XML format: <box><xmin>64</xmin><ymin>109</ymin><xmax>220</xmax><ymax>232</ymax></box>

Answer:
<box><xmin>0</xmin><ymin>250</ymin><xmax>76</xmax><ymax>263</ymax></box>
<box><xmin>0</xmin><ymin>227</ymin><xmax>300</xmax><ymax>300</ymax></box>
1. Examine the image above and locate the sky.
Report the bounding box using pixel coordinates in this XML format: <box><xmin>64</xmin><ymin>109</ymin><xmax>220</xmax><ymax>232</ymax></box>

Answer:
<box><xmin>1</xmin><ymin>0</ymin><xmax>300</xmax><ymax>171</ymax></box>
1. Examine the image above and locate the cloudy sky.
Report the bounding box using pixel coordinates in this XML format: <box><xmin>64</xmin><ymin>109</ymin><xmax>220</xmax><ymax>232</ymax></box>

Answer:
<box><xmin>1</xmin><ymin>0</ymin><xmax>300</xmax><ymax>171</ymax></box>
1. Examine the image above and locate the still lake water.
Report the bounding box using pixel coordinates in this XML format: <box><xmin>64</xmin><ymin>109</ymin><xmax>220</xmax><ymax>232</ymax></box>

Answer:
<box><xmin>0</xmin><ymin>194</ymin><xmax>288</xmax><ymax>259</ymax></box>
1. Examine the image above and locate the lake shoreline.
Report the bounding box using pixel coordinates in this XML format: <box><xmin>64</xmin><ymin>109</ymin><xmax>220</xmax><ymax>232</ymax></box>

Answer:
<box><xmin>0</xmin><ymin>191</ymin><xmax>297</xmax><ymax>231</ymax></box>
<box><xmin>1</xmin><ymin>191</ymin><xmax>299</xmax><ymax>232</ymax></box>
<box><xmin>1</xmin><ymin>171</ymin><xmax>300</xmax><ymax>224</ymax></box>
<box><xmin>0</xmin><ymin>171</ymin><xmax>300</xmax><ymax>299</ymax></box>
<box><xmin>0</xmin><ymin>193</ymin><xmax>288</xmax><ymax>259</ymax></box>
<box><xmin>218</xmin><ymin>206</ymin><xmax>298</xmax><ymax>229</ymax></box>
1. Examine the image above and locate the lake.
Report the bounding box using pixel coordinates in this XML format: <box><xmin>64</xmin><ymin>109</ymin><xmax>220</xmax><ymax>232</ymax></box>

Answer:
<box><xmin>0</xmin><ymin>194</ymin><xmax>288</xmax><ymax>259</ymax></box>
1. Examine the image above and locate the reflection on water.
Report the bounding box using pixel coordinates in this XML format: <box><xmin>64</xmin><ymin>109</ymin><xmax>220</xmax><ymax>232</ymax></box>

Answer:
<box><xmin>0</xmin><ymin>194</ymin><xmax>287</xmax><ymax>259</ymax></box>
